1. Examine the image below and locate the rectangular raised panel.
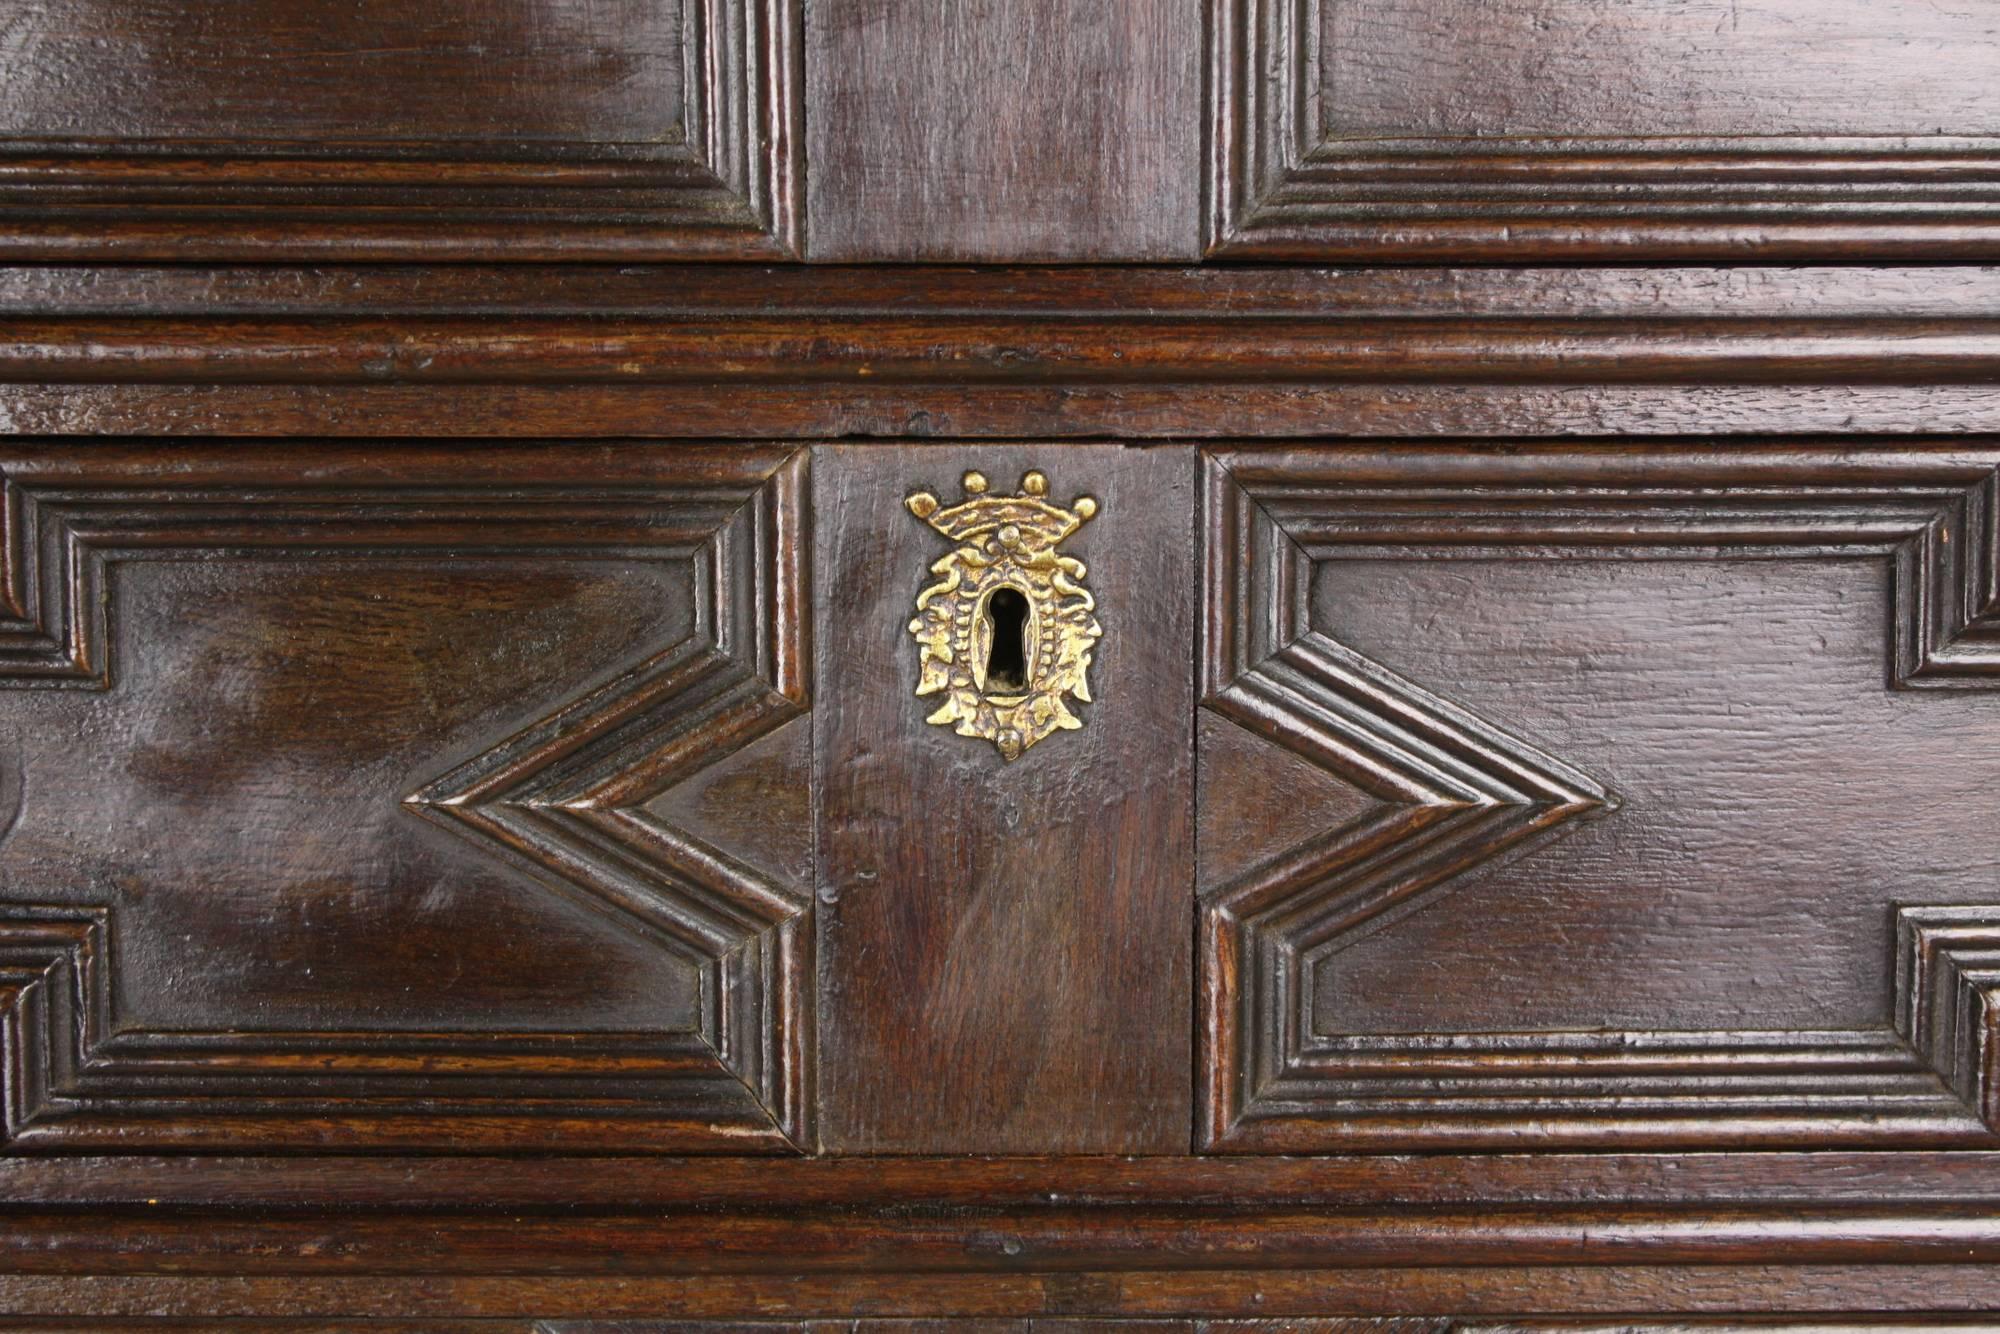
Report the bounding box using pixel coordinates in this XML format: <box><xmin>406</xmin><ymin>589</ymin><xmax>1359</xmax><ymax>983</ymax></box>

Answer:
<box><xmin>0</xmin><ymin>0</ymin><xmax>801</xmax><ymax>259</ymax></box>
<box><xmin>1200</xmin><ymin>444</ymin><xmax>2000</xmax><ymax>1152</ymax></box>
<box><xmin>814</xmin><ymin>444</ymin><xmax>1195</xmax><ymax>1152</ymax></box>
<box><xmin>0</xmin><ymin>443</ymin><xmax>813</xmax><ymax>1152</ymax></box>
<box><xmin>1210</xmin><ymin>0</ymin><xmax>2000</xmax><ymax>259</ymax></box>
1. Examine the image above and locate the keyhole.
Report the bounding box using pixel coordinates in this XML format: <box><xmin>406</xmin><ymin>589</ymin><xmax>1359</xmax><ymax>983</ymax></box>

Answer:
<box><xmin>984</xmin><ymin>588</ymin><xmax>1030</xmax><ymax>693</ymax></box>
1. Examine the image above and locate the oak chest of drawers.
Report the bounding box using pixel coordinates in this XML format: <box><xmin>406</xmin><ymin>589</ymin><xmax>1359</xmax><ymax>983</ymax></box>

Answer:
<box><xmin>4</xmin><ymin>0</ymin><xmax>2000</xmax><ymax>1325</ymax></box>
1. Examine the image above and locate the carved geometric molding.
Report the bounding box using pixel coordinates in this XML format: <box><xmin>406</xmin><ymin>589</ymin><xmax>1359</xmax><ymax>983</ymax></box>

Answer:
<box><xmin>0</xmin><ymin>445</ymin><xmax>811</xmax><ymax>1152</ymax></box>
<box><xmin>0</xmin><ymin>0</ymin><xmax>801</xmax><ymax>261</ymax></box>
<box><xmin>1202</xmin><ymin>445</ymin><xmax>2000</xmax><ymax>1152</ymax></box>
<box><xmin>1207</xmin><ymin>0</ymin><xmax>2000</xmax><ymax>260</ymax></box>
<box><xmin>1897</xmin><ymin>905</ymin><xmax>2000</xmax><ymax>1134</ymax></box>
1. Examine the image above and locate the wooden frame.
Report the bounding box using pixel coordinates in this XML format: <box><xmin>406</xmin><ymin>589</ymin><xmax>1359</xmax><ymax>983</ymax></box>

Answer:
<box><xmin>0</xmin><ymin>445</ymin><xmax>813</xmax><ymax>1152</ymax></box>
<box><xmin>1207</xmin><ymin>0</ymin><xmax>2000</xmax><ymax>260</ymax></box>
<box><xmin>0</xmin><ymin>0</ymin><xmax>802</xmax><ymax>261</ymax></box>
<box><xmin>1201</xmin><ymin>444</ymin><xmax>2000</xmax><ymax>1151</ymax></box>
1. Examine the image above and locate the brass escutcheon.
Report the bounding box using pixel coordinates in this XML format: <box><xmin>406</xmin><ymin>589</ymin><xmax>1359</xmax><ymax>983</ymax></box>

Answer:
<box><xmin>905</xmin><ymin>469</ymin><xmax>1103</xmax><ymax>760</ymax></box>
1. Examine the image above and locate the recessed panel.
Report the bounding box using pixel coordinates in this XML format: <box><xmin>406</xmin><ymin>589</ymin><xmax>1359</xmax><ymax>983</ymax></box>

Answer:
<box><xmin>1307</xmin><ymin>554</ymin><xmax>2000</xmax><ymax>1036</ymax></box>
<box><xmin>0</xmin><ymin>0</ymin><xmax>801</xmax><ymax>259</ymax></box>
<box><xmin>0</xmin><ymin>444</ymin><xmax>813</xmax><ymax>1152</ymax></box>
<box><xmin>1200</xmin><ymin>445</ymin><xmax>2000</xmax><ymax>1150</ymax></box>
<box><xmin>1212</xmin><ymin>0</ymin><xmax>2000</xmax><ymax>258</ymax></box>
<box><xmin>0</xmin><ymin>557</ymin><xmax>700</xmax><ymax>1034</ymax></box>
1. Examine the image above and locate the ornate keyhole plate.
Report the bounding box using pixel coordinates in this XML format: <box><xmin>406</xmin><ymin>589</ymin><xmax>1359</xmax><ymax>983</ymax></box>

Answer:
<box><xmin>905</xmin><ymin>469</ymin><xmax>1103</xmax><ymax>760</ymax></box>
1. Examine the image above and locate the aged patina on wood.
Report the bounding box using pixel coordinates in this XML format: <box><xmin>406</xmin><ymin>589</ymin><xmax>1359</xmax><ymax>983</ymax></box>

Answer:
<box><xmin>2</xmin><ymin>0</ymin><xmax>2000</xmax><ymax>1326</ymax></box>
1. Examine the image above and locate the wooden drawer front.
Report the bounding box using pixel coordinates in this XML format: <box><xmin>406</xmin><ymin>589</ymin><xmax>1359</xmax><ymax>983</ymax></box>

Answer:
<box><xmin>0</xmin><ymin>443</ymin><xmax>812</xmax><ymax>1151</ymax></box>
<box><xmin>1208</xmin><ymin>0</ymin><xmax>2000</xmax><ymax>260</ymax></box>
<box><xmin>10</xmin><ymin>1</ymin><xmax>2000</xmax><ymax>263</ymax></box>
<box><xmin>0</xmin><ymin>0</ymin><xmax>801</xmax><ymax>261</ymax></box>
<box><xmin>8</xmin><ymin>440</ymin><xmax>2000</xmax><ymax>1162</ymax></box>
<box><xmin>1200</xmin><ymin>444</ymin><xmax>2000</xmax><ymax>1151</ymax></box>
<box><xmin>0</xmin><ymin>440</ymin><xmax>1198</xmax><ymax>1157</ymax></box>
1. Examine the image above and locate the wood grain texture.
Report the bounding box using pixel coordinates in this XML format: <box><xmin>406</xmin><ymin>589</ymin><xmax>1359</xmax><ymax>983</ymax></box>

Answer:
<box><xmin>6</xmin><ymin>266</ymin><xmax>1998</xmax><ymax>385</ymax></box>
<box><xmin>1322</xmin><ymin>0</ymin><xmax>2000</xmax><ymax>139</ymax></box>
<box><xmin>814</xmin><ymin>444</ymin><xmax>1193</xmax><ymax>1152</ymax></box>
<box><xmin>805</xmin><ymin>0</ymin><xmax>1200</xmax><ymax>259</ymax></box>
<box><xmin>0</xmin><ymin>0</ymin><xmax>802</xmax><ymax>259</ymax></box>
<box><xmin>1201</xmin><ymin>444</ymin><xmax>2000</xmax><ymax>1152</ymax></box>
<box><xmin>16</xmin><ymin>1200</ymin><xmax>2000</xmax><ymax>1275</ymax></box>
<box><xmin>17</xmin><ymin>384</ymin><xmax>2000</xmax><ymax>444</ymax></box>
<box><xmin>0</xmin><ymin>443</ymin><xmax>813</xmax><ymax>1152</ymax></box>
<box><xmin>0</xmin><ymin>0</ymin><xmax>685</xmax><ymax>142</ymax></box>
<box><xmin>16</xmin><ymin>264</ymin><xmax>2000</xmax><ymax>320</ymax></box>
<box><xmin>3</xmin><ymin>1267</ymin><xmax>2000</xmax><ymax>1321</ymax></box>
<box><xmin>22</xmin><ymin>1151</ymin><xmax>2000</xmax><ymax>1316</ymax></box>
<box><xmin>1210</xmin><ymin>0</ymin><xmax>2000</xmax><ymax>259</ymax></box>
<box><xmin>5</xmin><ymin>265</ymin><xmax>1999</xmax><ymax>438</ymax></box>
<box><xmin>18</xmin><ymin>1149</ymin><xmax>2000</xmax><ymax>1210</ymax></box>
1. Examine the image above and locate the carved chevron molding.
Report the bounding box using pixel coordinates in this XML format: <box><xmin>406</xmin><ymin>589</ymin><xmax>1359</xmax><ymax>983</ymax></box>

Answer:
<box><xmin>1202</xmin><ymin>446</ymin><xmax>2000</xmax><ymax>1151</ymax></box>
<box><xmin>1201</xmin><ymin>453</ymin><xmax>1619</xmax><ymax>1148</ymax></box>
<box><xmin>0</xmin><ymin>905</ymin><xmax>106</xmax><ymax>1139</ymax></box>
<box><xmin>1897</xmin><ymin>905</ymin><xmax>2000</xmax><ymax>1133</ymax></box>
<box><xmin>406</xmin><ymin>458</ymin><xmax>812</xmax><ymax>1145</ymax></box>
<box><xmin>0</xmin><ymin>445</ymin><xmax>812</xmax><ymax>1152</ymax></box>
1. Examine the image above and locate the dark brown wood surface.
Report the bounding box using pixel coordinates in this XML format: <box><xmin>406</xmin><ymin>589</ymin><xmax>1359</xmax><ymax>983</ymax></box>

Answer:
<box><xmin>0</xmin><ymin>277</ymin><xmax>1997</xmax><ymax>1312</ymax></box>
<box><xmin>1201</xmin><ymin>444</ymin><xmax>2000</xmax><ymax>1152</ymax></box>
<box><xmin>0</xmin><ymin>442</ymin><xmax>814</xmax><ymax>1152</ymax></box>
<box><xmin>9</xmin><ymin>0</ymin><xmax>2000</xmax><ymax>1319</ymax></box>
<box><xmin>4</xmin><ymin>0</ymin><xmax>1999</xmax><ymax>260</ymax></box>
<box><xmin>1212</xmin><ymin>0</ymin><xmax>2000</xmax><ymax>260</ymax></box>
<box><xmin>804</xmin><ymin>0</ymin><xmax>1200</xmax><ymax>260</ymax></box>
<box><xmin>814</xmin><ymin>444</ymin><xmax>1194</xmax><ymax>1152</ymax></box>
<box><xmin>0</xmin><ymin>0</ymin><xmax>686</xmax><ymax>142</ymax></box>
<box><xmin>1321</xmin><ymin>0</ymin><xmax>2000</xmax><ymax>138</ymax></box>
<box><xmin>3</xmin><ymin>265</ymin><xmax>1998</xmax><ymax>441</ymax></box>
<box><xmin>0</xmin><ymin>0</ymin><xmax>802</xmax><ymax>260</ymax></box>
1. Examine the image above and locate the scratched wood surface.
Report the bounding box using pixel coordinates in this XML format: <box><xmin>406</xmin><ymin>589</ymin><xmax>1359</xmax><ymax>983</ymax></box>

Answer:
<box><xmin>812</xmin><ymin>443</ymin><xmax>1195</xmax><ymax>1153</ymax></box>
<box><xmin>0</xmin><ymin>0</ymin><xmax>686</xmax><ymax>142</ymax></box>
<box><xmin>1320</xmin><ymin>0</ymin><xmax>2000</xmax><ymax>138</ymax></box>
<box><xmin>3</xmin><ymin>0</ymin><xmax>2000</xmax><ymax>1318</ymax></box>
<box><xmin>804</xmin><ymin>0</ymin><xmax>1200</xmax><ymax>259</ymax></box>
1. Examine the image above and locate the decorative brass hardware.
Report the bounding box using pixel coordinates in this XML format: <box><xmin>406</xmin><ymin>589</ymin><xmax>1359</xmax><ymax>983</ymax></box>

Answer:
<box><xmin>905</xmin><ymin>469</ymin><xmax>1103</xmax><ymax>760</ymax></box>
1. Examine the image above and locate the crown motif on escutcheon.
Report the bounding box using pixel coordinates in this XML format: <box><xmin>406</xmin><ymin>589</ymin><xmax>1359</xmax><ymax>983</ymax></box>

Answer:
<box><xmin>905</xmin><ymin>469</ymin><xmax>1098</xmax><ymax>548</ymax></box>
<box><xmin>904</xmin><ymin>469</ymin><xmax>1103</xmax><ymax>761</ymax></box>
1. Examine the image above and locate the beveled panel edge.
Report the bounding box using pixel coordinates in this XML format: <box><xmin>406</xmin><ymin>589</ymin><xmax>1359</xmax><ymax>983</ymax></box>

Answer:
<box><xmin>0</xmin><ymin>0</ymin><xmax>803</xmax><ymax>261</ymax></box>
<box><xmin>1200</xmin><ymin>443</ymin><xmax>2000</xmax><ymax>1152</ymax></box>
<box><xmin>1206</xmin><ymin>0</ymin><xmax>2000</xmax><ymax>261</ymax></box>
<box><xmin>0</xmin><ymin>442</ymin><xmax>815</xmax><ymax>1153</ymax></box>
